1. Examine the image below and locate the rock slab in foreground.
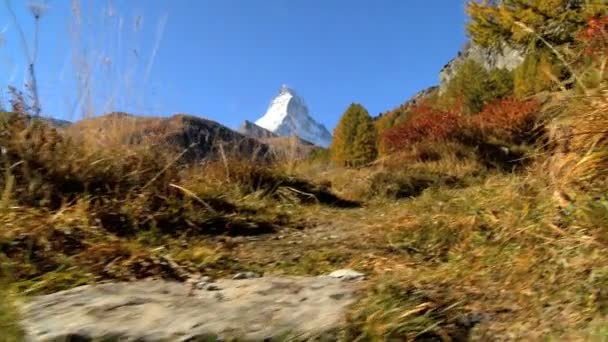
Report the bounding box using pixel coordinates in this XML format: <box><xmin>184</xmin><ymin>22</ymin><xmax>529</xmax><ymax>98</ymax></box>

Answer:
<box><xmin>21</xmin><ymin>276</ymin><xmax>362</xmax><ymax>341</ymax></box>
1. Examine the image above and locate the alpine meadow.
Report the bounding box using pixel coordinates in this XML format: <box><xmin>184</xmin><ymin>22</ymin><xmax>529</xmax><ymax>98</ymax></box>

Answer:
<box><xmin>0</xmin><ymin>0</ymin><xmax>607</xmax><ymax>341</ymax></box>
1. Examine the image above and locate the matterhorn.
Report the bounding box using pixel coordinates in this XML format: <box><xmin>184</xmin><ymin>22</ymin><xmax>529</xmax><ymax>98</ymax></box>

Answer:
<box><xmin>253</xmin><ymin>85</ymin><xmax>332</xmax><ymax>147</ymax></box>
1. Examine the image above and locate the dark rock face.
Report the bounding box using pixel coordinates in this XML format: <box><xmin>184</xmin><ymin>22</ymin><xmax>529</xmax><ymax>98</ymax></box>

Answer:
<box><xmin>374</xmin><ymin>86</ymin><xmax>439</xmax><ymax>122</ymax></box>
<box><xmin>137</xmin><ymin>114</ymin><xmax>272</xmax><ymax>162</ymax></box>
<box><xmin>402</xmin><ymin>86</ymin><xmax>439</xmax><ymax>109</ymax></box>
<box><xmin>238</xmin><ymin>120</ymin><xmax>278</xmax><ymax>139</ymax></box>
<box><xmin>69</xmin><ymin>113</ymin><xmax>273</xmax><ymax>162</ymax></box>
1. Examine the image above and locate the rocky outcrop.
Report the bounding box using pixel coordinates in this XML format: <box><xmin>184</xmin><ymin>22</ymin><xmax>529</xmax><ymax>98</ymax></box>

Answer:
<box><xmin>439</xmin><ymin>43</ymin><xmax>524</xmax><ymax>93</ymax></box>
<box><xmin>21</xmin><ymin>275</ymin><xmax>363</xmax><ymax>341</ymax></box>
<box><xmin>239</xmin><ymin>120</ymin><xmax>279</xmax><ymax>140</ymax></box>
<box><xmin>374</xmin><ymin>86</ymin><xmax>439</xmax><ymax>123</ymax></box>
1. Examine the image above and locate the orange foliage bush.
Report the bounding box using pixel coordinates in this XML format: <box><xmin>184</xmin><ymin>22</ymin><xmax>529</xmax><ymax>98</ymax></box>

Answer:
<box><xmin>380</xmin><ymin>98</ymin><xmax>541</xmax><ymax>155</ymax></box>
<box><xmin>380</xmin><ymin>106</ymin><xmax>462</xmax><ymax>153</ymax></box>
<box><xmin>579</xmin><ymin>15</ymin><xmax>608</xmax><ymax>59</ymax></box>
<box><xmin>468</xmin><ymin>98</ymin><xmax>540</xmax><ymax>145</ymax></box>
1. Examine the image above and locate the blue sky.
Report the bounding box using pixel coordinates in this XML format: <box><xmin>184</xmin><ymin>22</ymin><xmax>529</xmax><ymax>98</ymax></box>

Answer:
<box><xmin>0</xmin><ymin>1</ymin><xmax>468</xmax><ymax>130</ymax></box>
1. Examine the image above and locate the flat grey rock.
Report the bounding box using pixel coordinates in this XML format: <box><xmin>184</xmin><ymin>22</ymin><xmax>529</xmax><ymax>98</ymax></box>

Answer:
<box><xmin>327</xmin><ymin>269</ymin><xmax>365</xmax><ymax>281</ymax></box>
<box><xmin>21</xmin><ymin>277</ymin><xmax>361</xmax><ymax>341</ymax></box>
<box><xmin>232</xmin><ymin>271</ymin><xmax>261</xmax><ymax>280</ymax></box>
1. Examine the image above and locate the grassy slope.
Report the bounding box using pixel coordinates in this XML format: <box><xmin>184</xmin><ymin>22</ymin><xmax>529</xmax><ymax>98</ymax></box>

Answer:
<box><xmin>1</xmin><ymin>86</ymin><xmax>607</xmax><ymax>341</ymax></box>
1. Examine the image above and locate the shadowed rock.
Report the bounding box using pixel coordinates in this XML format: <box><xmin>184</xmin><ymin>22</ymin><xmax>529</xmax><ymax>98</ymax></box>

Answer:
<box><xmin>68</xmin><ymin>112</ymin><xmax>273</xmax><ymax>163</ymax></box>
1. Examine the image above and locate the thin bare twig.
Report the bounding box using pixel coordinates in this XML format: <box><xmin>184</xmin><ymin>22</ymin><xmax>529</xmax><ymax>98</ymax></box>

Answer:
<box><xmin>140</xmin><ymin>143</ymin><xmax>196</xmax><ymax>191</ymax></box>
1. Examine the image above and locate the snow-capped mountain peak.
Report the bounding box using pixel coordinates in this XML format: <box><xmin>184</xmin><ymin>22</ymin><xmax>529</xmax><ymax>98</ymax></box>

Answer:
<box><xmin>255</xmin><ymin>85</ymin><xmax>332</xmax><ymax>147</ymax></box>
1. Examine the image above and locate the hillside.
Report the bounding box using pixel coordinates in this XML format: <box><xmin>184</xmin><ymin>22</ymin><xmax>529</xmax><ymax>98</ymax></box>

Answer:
<box><xmin>68</xmin><ymin>112</ymin><xmax>272</xmax><ymax>162</ymax></box>
<box><xmin>240</xmin><ymin>119</ymin><xmax>321</xmax><ymax>160</ymax></box>
<box><xmin>1</xmin><ymin>1</ymin><xmax>607</xmax><ymax>341</ymax></box>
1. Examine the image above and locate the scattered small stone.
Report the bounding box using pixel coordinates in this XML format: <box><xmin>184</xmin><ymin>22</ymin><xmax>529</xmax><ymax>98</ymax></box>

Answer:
<box><xmin>456</xmin><ymin>312</ymin><xmax>485</xmax><ymax>328</ymax></box>
<box><xmin>205</xmin><ymin>284</ymin><xmax>222</xmax><ymax>291</ymax></box>
<box><xmin>329</xmin><ymin>293</ymin><xmax>346</xmax><ymax>300</ymax></box>
<box><xmin>200</xmin><ymin>276</ymin><xmax>213</xmax><ymax>283</ymax></box>
<box><xmin>190</xmin><ymin>275</ymin><xmax>216</xmax><ymax>291</ymax></box>
<box><xmin>327</xmin><ymin>269</ymin><xmax>365</xmax><ymax>281</ymax></box>
<box><xmin>233</xmin><ymin>272</ymin><xmax>260</xmax><ymax>280</ymax></box>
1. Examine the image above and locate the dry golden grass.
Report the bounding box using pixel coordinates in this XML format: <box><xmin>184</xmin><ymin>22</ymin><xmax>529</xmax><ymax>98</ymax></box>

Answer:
<box><xmin>0</xmin><ymin>81</ymin><xmax>607</xmax><ymax>341</ymax></box>
<box><xmin>0</xmin><ymin>286</ymin><xmax>23</xmax><ymax>342</ymax></box>
<box><xmin>278</xmin><ymin>84</ymin><xmax>607</xmax><ymax>339</ymax></box>
<box><xmin>0</xmin><ymin>110</ymin><xmax>355</xmax><ymax>291</ymax></box>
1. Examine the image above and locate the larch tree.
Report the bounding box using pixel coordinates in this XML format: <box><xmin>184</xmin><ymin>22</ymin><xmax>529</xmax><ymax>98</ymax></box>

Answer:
<box><xmin>466</xmin><ymin>0</ymin><xmax>604</xmax><ymax>50</ymax></box>
<box><xmin>351</xmin><ymin>107</ymin><xmax>378</xmax><ymax>166</ymax></box>
<box><xmin>331</xmin><ymin>103</ymin><xmax>378</xmax><ymax>166</ymax></box>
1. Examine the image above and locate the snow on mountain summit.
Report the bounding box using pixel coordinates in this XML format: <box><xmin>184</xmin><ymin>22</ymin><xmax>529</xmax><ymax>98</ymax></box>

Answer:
<box><xmin>255</xmin><ymin>85</ymin><xmax>332</xmax><ymax>148</ymax></box>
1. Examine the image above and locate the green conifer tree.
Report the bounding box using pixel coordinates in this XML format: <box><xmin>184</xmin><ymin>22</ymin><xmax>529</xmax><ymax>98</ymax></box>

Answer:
<box><xmin>487</xmin><ymin>67</ymin><xmax>515</xmax><ymax>100</ymax></box>
<box><xmin>514</xmin><ymin>50</ymin><xmax>567</xmax><ymax>97</ymax></box>
<box><xmin>331</xmin><ymin>103</ymin><xmax>378</xmax><ymax>166</ymax></box>
<box><xmin>331</xmin><ymin>104</ymin><xmax>359</xmax><ymax>166</ymax></box>
<box><xmin>440</xmin><ymin>59</ymin><xmax>514</xmax><ymax>114</ymax></box>
<box><xmin>352</xmin><ymin>107</ymin><xmax>378</xmax><ymax>166</ymax></box>
<box><xmin>466</xmin><ymin>0</ymin><xmax>602</xmax><ymax>49</ymax></box>
<box><xmin>441</xmin><ymin>59</ymin><xmax>490</xmax><ymax>115</ymax></box>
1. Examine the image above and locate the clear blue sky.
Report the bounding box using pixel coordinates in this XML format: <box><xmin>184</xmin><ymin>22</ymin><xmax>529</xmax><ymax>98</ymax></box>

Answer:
<box><xmin>0</xmin><ymin>1</ymin><xmax>468</xmax><ymax>131</ymax></box>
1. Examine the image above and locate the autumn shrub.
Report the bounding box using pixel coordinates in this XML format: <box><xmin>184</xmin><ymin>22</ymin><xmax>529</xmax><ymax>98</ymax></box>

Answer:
<box><xmin>379</xmin><ymin>106</ymin><xmax>462</xmax><ymax>154</ymax></box>
<box><xmin>579</xmin><ymin>15</ymin><xmax>608</xmax><ymax>58</ymax></box>
<box><xmin>375</xmin><ymin>112</ymin><xmax>403</xmax><ymax>142</ymax></box>
<box><xmin>468</xmin><ymin>98</ymin><xmax>542</xmax><ymax>146</ymax></box>
<box><xmin>381</xmin><ymin>140</ymin><xmax>479</xmax><ymax>166</ymax></box>
<box><xmin>576</xmin><ymin>15</ymin><xmax>608</xmax><ymax>90</ymax></box>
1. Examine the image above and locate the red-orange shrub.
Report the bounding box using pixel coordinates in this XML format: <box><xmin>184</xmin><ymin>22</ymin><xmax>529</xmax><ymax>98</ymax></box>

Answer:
<box><xmin>579</xmin><ymin>15</ymin><xmax>608</xmax><ymax>59</ymax></box>
<box><xmin>380</xmin><ymin>106</ymin><xmax>462</xmax><ymax>153</ymax></box>
<box><xmin>469</xmin><ymin>98</ymin><xmax>540</xmax><ymax>145</ymax></box>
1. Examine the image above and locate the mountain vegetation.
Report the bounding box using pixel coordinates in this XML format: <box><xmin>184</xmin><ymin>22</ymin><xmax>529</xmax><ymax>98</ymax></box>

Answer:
<box><xmin>466</xmin><ymin>0</ymin><xmax>605</xmax><ymax>49</ymax></box>
<box><xmin>1</xmin><ymin>0</ymin><xmax>607</xmax><ymax>340</ymax></box>
<box><xmin>439</xmin><ymin>59</ymin><xmax>515</xmax><ymax>115</ymax></box>
<box><xmin>330</xmin><ymin>103</ymin><xmax>378</xmax><ymax>166</ymax></box>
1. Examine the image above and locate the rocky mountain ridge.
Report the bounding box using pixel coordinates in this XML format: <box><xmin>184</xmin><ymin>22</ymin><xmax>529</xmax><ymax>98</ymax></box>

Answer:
<box><xmin>439</xmin><ymin>42</ymin><xmax>525</xmax><ymax>92</ymax></box>
<box><xmin>238</xmin><ymin>120</ymin><xmax>279</xmax><ymax>140</ymax></box>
